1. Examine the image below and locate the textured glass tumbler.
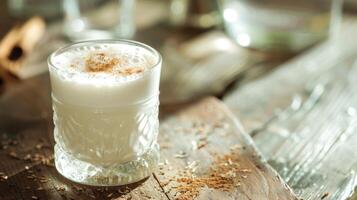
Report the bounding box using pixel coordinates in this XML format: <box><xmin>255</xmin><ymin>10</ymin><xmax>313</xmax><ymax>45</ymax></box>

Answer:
<box><xmin>48</xmin><ymin>40</ymin><xmax>162</xmax><ymax>186</ymax></box>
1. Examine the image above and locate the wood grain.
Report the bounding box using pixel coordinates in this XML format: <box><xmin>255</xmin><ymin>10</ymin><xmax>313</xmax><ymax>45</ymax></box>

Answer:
<box><xmin>155</xmin><ymin>97</ymin><xmax>298</xmax><ymax>200</ymax></box>
<box><xmin>0</xmin><ymin>1</ymin><xmax>299</xmax><ymax>199</ymax></box>
<box><xmin>0</xmin><ymin>72</ymin><xmax>298</xmax><ymax>199</ymax></box>
<box><xmin>223</xmin><ymin>18</ymin><xmax>357</xmax><ymax>200</ymax></box>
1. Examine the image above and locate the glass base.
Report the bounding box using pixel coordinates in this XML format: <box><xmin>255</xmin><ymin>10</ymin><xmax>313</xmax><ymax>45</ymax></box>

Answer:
<box><xmin>54</xmin><ymin>144</ymin><xmax>159</xmax><ymax>186</ymax></box>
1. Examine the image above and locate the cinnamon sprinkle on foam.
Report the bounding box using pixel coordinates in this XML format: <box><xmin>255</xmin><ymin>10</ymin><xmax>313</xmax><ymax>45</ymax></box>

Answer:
<box><xmin>85</xmin><ymin>52</ymin><xmax>120</xmax><ymax>73</ymax></box>
<box><xmin>83</xmin><ymin>52</ymin><xmax>147</xmax><ymax>76</ymax></box>
<box><xmin>117</xmin><ymin>67</ymin><xmax>145</xmax><ymax>76</ymax></box>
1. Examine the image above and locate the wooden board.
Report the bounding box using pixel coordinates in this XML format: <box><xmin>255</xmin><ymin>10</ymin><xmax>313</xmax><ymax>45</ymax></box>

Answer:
<box><xmin>224</xmin><ymin>18</ymin><xmax>357</xmax><ymax>200</ymax></box>
<box><xmin>0</xmin><ymin>1</ymin><xmax>293</xmax><ymax>199</ymax></box>
<box><xmin>0</xmin><ymin>73</ymin><xmax>298</xmax><ymax>199</ymax></box>
<box><xmin>156</xmin><ymin>97</ymin><xmax>298</xmax><ymax>200</ymax></box>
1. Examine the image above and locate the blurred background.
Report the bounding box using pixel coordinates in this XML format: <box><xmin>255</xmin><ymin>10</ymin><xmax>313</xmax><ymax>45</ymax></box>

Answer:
<box><xmin>0</xmin><ymin>0</ymin><xmax>354</xmax><ymax>105</ymax></box>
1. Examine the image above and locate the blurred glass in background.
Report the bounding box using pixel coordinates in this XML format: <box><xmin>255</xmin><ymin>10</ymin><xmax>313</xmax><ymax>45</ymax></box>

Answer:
<box><xmin>220</xmin><ymin>0</ymin><xmax>343</xmax><ymax>53</ymax></box>
<box><xmin>63</xmin><ymin>0</ymin><xmax>135</xmax><ymax>41</ymax></box>
<box><xmin>7</xmin><ymin>0</ymin><xmax>62</xmax><ymax>19</ymax></box>
<box><xmin>169</xmin><ymin>0</ymin><xmax>221</xmax><ymax>29</ymax></box>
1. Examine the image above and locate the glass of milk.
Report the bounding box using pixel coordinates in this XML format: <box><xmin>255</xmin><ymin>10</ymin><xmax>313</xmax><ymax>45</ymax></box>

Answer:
<box><xmin>48</xmin><ymin>40</ymin><xmax>162</xmax><ymax>186</ymax></box>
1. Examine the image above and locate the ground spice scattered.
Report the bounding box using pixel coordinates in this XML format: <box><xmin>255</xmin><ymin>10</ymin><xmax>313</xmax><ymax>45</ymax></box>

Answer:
<box><xmin>117</xmin><ymin>67</ymin><xmax>144</xmax><ymax>76</ymax></box>
<box><xmin>196</xmin><ymin>126</ymin><xmax>205</xmax><ymax>134</ymax></box>
<box><xmin>37</xmin><ymin>187</ymin><xmax>44</xmax><ymax>191</ymax></box>
<box><xmin>173</xmin><ymin>150</ymin><xmax>246</xmax><ymax>200</ymax></box>
<box><xmin>35</xmin><ymin>143</ymin><xmax>44</xmax><ymax>150</ymax></box>
<box><xmin>30</xmin><ymin>153</ymin><xmax>54</xmax><ymax>166</ymax></box>
<box><xmin>321</xmin><ymin>192</ymin><xmax>329</xmax><ymax>200</ymax></box>
<box><xmin>175</xmin><ymin>151</ymin><xmax>188</xmax><ymax>159</ymax></box>
<box><xmin>73</xmin><ymin>185</ymin><xmax>83</xmax><ymax>193</ymax></box>
<box><xmin>240</xmin><ymin>169</ymin><xmax>251</xmax><ymax>173</ymax></box>
<box><xmin>160</xmin><ymin>142</ymin><xmax>170</xmax><ymax>149</ymax></box>
<box><xmin>1</xmin><ymin>138</ymin><xmax>18</xmax><ymax>150</ymax></box>
<box><xmin>27</xmin><ymin>175</ymin><xmax>36</xmax><ymax>180</ymax></box>
<box><xmin>23</xmin><ymin>154</ymin><xmax>32</xmax><ymax>161</ymax></box>
<box><xmin>9</xmin><ymin>151</ymin><xmax>19</xmax><ymax>159</ymax></box>
<box><xmin>55</xmin><ymin>185</ymin><xmax>66</xmax><ymax>191</ymax></box>
<box><xmin>118</xmin><ymin>188</ymin><xmax>125</xmax><ymax>194</ymax></box>
<box><xmin>197</xmin><ymin>139</ymin><xmax>207</xmax><ymax>149</ymax></box>
<box><xmin>185</xmin><ymin>161</ymin><xmax>199</xmax><ymax>174</ymax></box>
<box><xmin>0</xmin><ymin>174</ymin><xmax>8</xmax><ymax>181</ymax></box>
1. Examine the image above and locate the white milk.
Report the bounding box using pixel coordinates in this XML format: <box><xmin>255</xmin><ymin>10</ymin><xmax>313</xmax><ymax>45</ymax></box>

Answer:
<box><xmin>49</xmin><ymin>42</ymin><xmax>161</xmax><ymax>166</ymax></box>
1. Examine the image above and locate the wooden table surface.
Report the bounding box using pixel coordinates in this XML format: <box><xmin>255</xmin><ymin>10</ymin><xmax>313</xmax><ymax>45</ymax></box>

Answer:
<box><xmin>2</xmin><ymin>1</ymin><xmax>355</xmax><ymax>200</ymax></box>
<box><xmin>0</xmin><ymin>72</ymin><xmax>298</xmax><ymax>199</ymax></box>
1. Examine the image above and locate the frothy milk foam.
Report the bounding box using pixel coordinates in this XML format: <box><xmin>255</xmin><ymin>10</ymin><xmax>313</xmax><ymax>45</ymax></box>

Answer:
<box><xmin>50</xmin><ymin>43</ymin><xmax>161</xmax><ymax>166</ymax></box>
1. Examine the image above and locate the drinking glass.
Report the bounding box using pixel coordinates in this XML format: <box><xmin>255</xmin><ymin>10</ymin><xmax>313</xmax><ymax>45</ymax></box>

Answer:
<box><xmin>7</xmin><ymin>0</ymin><xmax>61</xmax><ymax>18</ymax></box>
<box><xmin>63</xmin><ymin>0</ymin><xmax>135</xmax><ymax>41</ymax></box>
<box><xmin>220</xmin><ymin>0</ymin><xmax>343</xmax><ymax>52</ymax></box>
<box><xmin>48</xmin><ymin>40</ymin><xmax>161</xmax><ymax>186</ymax></box>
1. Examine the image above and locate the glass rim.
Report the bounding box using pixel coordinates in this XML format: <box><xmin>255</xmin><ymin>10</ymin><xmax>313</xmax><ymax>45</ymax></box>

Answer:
<box><xmin>48</xmin><ymin>39</ymin><xmax>162</xmax><ymax>73</ymax></box>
